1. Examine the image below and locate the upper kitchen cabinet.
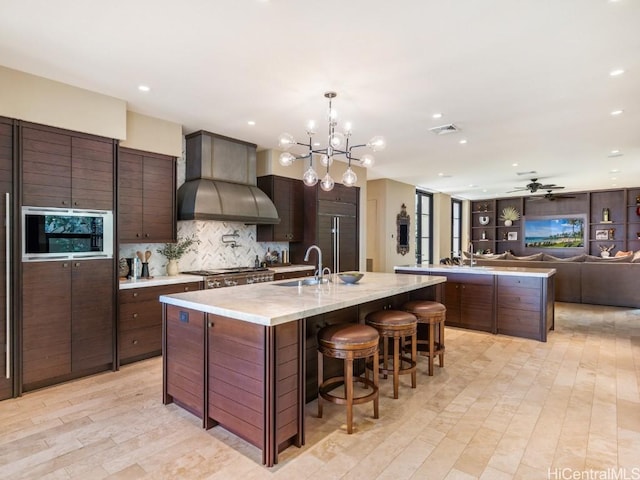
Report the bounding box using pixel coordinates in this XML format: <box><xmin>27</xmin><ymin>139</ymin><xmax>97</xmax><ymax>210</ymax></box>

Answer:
<box><xmin>118</xmin><ymin>147</ymin><xmax>176</xmax><ymax>244</ymax></box>
<box><xmin>256</xmin><ymin>175</ymin><xmax>303</xmax><ymax>242</ymax></box>
<box><xmin>21</xmin><ymin>123</ymin><xmax>115</xmax><ymax>210</ymax></box>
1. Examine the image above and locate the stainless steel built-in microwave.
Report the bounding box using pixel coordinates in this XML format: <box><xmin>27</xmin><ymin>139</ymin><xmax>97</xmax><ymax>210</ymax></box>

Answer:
<box><xmin>22</xmin><ymin>206</ymin><xmax>114</xmax><ymax>262</ymax></box>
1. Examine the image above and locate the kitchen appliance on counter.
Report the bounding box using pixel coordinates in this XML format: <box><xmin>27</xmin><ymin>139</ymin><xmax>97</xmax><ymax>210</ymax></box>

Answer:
<box><xmin>182</xmin><ymin>267</ymin><xmax>275</xmax><ymax>289</ymax></box>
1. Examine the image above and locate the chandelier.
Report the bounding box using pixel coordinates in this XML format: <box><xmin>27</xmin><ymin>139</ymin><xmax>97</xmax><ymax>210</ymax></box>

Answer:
<box><xmin>277</xmin><ymin>91</ymin><xmax>385</xmax><ymax>191</ymax></box>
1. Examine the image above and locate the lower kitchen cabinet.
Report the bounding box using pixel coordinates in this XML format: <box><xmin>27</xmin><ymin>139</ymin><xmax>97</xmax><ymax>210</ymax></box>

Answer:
<box><xmin>118</xmin><ymin>281</ymin><xmax>201</xmax><ymax>365</ymax></box>
<box><xmin>443</xmin><ymin>273</ymin><xmax>495</xmax><ymax>333</ymax></box>
<box><xmin>273</xmin><ymin>269</ymin><xmax>313</xmax><ymax>281</ymax></box>
<box><xmin>497</xmin><ymin>275</ymin><xmax>554</xmax><ymax>341</ymax></box>
<box><xmin>22</xmin><ymin>260</ymin><xmax>114</xmax><ymax>390</ymax></box>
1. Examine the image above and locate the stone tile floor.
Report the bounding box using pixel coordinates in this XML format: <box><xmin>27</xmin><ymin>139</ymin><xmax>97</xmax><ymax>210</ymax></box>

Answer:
<box><xmin>1</xmin><ymin>302</ymin><xmax>638</xmax><ymax>479</ymax></box>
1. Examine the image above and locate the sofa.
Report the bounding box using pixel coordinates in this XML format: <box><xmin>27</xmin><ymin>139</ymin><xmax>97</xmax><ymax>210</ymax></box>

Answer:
<box><xmin>465</xmin><ymin>252</ymin><xmax>640</xmax><ymax>308</ymax></box>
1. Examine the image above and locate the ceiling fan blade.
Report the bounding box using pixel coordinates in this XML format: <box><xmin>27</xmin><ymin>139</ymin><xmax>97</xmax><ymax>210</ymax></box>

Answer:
<box><xmin>538</xmin><ymin>184</ymin><xmax>564</xmax><ymax>190</ymax></box>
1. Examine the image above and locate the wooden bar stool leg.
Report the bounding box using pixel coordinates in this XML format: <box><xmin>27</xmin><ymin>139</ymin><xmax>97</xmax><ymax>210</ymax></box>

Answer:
<box><xmin>345</xmin><ymin>358</ymin><xmax>354</xmax><ymax>434</ymax></box>
<box><xmin>392</xmin><ymin>336</ymin><xmax>400</xmax><ymax>399</ymax></box>
<box><xmin>383</xmin><ymin>337</ymin><xmax>389</xmax><ymax>379</ymax></box>
<box><xmin>428</xmin><ymin>323</ymin><xmax>435</xmax><ymax>376</ymax></box>
<box><xmin>439</xmin><ymin>322</ymin><xmax>445</xmax><ymax>367</ymax></box>
<box><xmin>411</xmin><ymin>331</ymin><xmax>417</xmax><ymax>388</ymax></box>
<box><xmin>373</xmin><ymin>349</ymin><xmax>379</xmax><ymax>419</ymax></box>
<box><xmin>317</xmin><ymin>350</ymin><xmax>324</xmax><ymax>418</ymax></box>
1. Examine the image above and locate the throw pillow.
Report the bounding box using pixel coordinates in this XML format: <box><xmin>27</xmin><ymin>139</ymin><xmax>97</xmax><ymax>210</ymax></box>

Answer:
<box><xmin>543</xmin><ymin>254</ymin><xmax>586</xmax><ymax>262</ymax></box>
<box><xmin>505</xmin><ymin>252</ymin><xmax>543</xmax><ymax>261</ymax></box>
<box><xmin>632</xmin><ymin>250</ymin><xmax>640</xmax><ymax>263</ymax></box>
<box><xmin>615</xmin><ymin>250</ymin><xmax>632</xmax><ymax>257</ymax></box>
<box><xmin>585</xmin><ymin>254</ymin><xmax>632</xmax><ymax>262</ymax></box>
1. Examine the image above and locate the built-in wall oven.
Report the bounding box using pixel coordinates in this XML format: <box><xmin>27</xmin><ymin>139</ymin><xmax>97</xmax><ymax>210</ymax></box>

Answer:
<box><xmin>21</xmin><ymin>206</ymin><xmax>113</xmax><ymax>262</ymax></box>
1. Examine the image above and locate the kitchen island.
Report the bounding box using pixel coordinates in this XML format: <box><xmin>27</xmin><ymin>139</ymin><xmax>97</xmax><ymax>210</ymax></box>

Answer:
<box><xmin>159</xmin><ymin>272</ymin><xmax>446</xmax><ymax>466</ymax></box>
<box><xmin>395</xmin><ymin>265</ymin><xmax>556</xmax><ymax>342</ymax></box>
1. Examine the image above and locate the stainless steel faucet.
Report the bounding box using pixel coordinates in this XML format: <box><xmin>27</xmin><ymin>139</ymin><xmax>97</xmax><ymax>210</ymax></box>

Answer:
<box><xmin>468</xmin><ymin>242</ymin><xmax>475</xmax><ymax>267</ymax></box>
<box><xmin>304</xmin><ymin>244</ymin><xmax>325</xmax><ymax>283</ymax></box>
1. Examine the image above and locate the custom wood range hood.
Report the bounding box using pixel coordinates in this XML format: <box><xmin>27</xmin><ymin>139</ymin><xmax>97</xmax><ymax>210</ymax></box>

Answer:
<box><xmin>177</xmin><ymin>130</ymin><xmax>280</xmax><ymax>224</ymax></box>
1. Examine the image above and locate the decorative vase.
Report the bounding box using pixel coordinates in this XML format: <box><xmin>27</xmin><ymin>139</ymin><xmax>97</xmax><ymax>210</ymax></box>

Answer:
<box><xmin>166</xmin><ymin>259</ymin><xmax>179</xmax><ymax>276</ymax></box>
<box><xmin>504</xmin><ymin>219</ymin><xmax>513</xmax><ymax>227</ymax></box>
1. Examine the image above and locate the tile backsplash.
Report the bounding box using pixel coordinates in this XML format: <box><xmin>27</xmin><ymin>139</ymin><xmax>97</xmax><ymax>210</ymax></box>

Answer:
<box><xmin>119</xmin><ymin>220</ymin><xmax>288</xmax><ymax>277</ymax></box>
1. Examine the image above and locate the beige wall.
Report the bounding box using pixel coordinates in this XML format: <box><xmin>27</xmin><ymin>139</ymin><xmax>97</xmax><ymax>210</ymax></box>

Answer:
<box><xmin>367</xmin><ymin>178</ymin><xmax>416</xmax><ymax>272</ymax></box>
<box><xmin>433</xmin><ymin>192</ymin><xmax>452</xmax><ymax>261</ymax></box>
<box><xmin>0</xmin><ymin>66</ymin><xmax>182</xmax><ymax>157</ymax></box>
<box><xmin>0</xmin><ymin>65</ymin><xmax>126</xmax><ymax>139</ymax></box>
<box><xmin>120</xmin><ymin>111</ymin><xmax>183</xmax><ymax>157</ymax></box>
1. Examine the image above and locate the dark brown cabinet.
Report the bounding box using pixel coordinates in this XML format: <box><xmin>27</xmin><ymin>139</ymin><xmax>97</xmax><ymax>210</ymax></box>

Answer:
<box><xmin>22</xmin><ymin>260</ymin><xmax>114</xmax><ymax>390</ymax></box>
<box><xmin>497</xmin><ymin>276</ymin><xmax>550</xmax><ymax>340</ymax></box>
<box><xmin>272</xmin><ymin>269</ymin><xmax>313</xmax><ymax>281</ymax></box>
<box><xmin>118</xmin><ymin>147</ymin><xmax>176</xmax><ymax>243</ymax></box>
<box><xmin>0</xmin><ymin>118</ymin><xmax>13</xmax><ymax>401</ymax></box>
<box><xmin>257</xmin><ymin>175</ymin><xmax>303</xmax><ymax>242</ymax></box>
<box><xmin>21</xmin><ymin>124</ymin><xmax>115</xmax><ymax>210</ymax></box>
<box><xmin>442</xmin><ymin>273</ymin><xmax>494</xmax><ymax>333</ymax></box>
<box><xmin>291</xmin><ymin>183</ymin><xmax>360</xmax><ymax>273</ymax></box>
<box><xmin>588</xmin><ymin>190</ymin><xmax>625</xmax><ymax>256</ymax></box>
<box><xmin>118</xmin><ymin>281</ymin><xmax>201</xmax><ymax>365</ymax></box>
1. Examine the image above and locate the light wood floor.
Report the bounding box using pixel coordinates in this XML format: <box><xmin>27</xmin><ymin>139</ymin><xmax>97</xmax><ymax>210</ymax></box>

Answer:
<box><xmin>1</xmin><ymin>303</ymin><xmax>639</xmax><ymax>479</ymax></box>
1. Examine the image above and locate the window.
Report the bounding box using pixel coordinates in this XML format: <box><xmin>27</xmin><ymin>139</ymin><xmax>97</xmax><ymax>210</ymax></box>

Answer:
<box><xmin>451</xmin><ymin>199</ymin><xmax>462</xmax><ymax>258</ymax></box>
<box><xmin>415</xmin><ymin>190</ymin><xmax>433</xmax><ymax>264</ymax></box>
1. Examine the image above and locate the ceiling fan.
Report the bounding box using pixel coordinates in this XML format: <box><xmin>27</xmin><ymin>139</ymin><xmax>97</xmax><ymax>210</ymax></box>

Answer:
<box><xmin>527</xmin><ymin>190</ymin><xmax>576</xmax><ymax>201</ymax></box>
<box><xmin>508</xmin><ymin>178</ymin><xmax>564</xmax><ymax>194</ymax></box>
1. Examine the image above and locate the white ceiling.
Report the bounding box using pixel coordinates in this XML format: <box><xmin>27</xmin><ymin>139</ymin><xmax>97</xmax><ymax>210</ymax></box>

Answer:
<box><xmin>1</xmin><ymin>0</ymin><xmax>639</xmax><ymax>200</ymax></box>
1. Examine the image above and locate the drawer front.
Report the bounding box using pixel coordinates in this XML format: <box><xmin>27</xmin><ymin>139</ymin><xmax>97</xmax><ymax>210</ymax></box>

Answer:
<box><xmin>497</xmin><ymin>309</ymin><xmax>541</xmax><ymax>340</ymax></box>
<box><xmin>119</xmin><ymin>281</ymin><xmax>201</xmax><ymax>304</ymax></box>
<box><xmin>497</xmin><ymin>292</ymin><xmax>541</xmax><ymax>312</ymax></box>
<box><xmin>120</xmin><ymin>326</ymin><xmax>162</xmax><ymax>360</ymax></box>
<box><xmin>443</xmin><ymin>273</ymin><xmax>494</xmax><ymax>286</ymax></box>
<box><xmin>498</xmin><ymin>276</ymin><xmax>541</xmax><ymax>289</ymax></box>
<box><xmin>119</xmin><ymin>300</ymin><xmax>162</xmax><ymax>331</ymax></box>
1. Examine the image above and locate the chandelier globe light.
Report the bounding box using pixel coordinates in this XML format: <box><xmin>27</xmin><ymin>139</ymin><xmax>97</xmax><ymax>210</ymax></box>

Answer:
<box><xmin>277</xmin><ymin>91</ymin><xmax>385</xmax><ymax>191</ymax></box>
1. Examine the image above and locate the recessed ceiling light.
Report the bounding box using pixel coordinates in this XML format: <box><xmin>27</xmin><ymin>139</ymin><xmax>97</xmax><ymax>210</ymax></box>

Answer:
<box><xmin>609</xmin><ymin>168</ymin><xmax>620</xmax><ymax>173</ymax></box>
<box><xmin>512</xmin><ymin>163</ymin><xmax>519</xmax><ymax>167</ymax></box>
<box><xmin>438</xmin><ymin>172</ymin><xmax>444</xmax><ymax>177</ymax></box>
<box><xmin>432</xmin><ymin>113</ymin><xmax>443</xmax><ymax>119</ymax></box>
<box><xmin>468</xmin><ymin>184</ymin><xmax>476</xmax><ymax>188</ymax></box>
<box><xmin>138</xmin><ymin>85</ymin><xmax>150</xmax><ymax>92</ymax></box>
<box><xmin>247</xmin><ymin>120</ymin><xmax>256</xmax><ymax>126</ymax></box>
<box><xmin>482</xmin><ymin>189</ymin><xmax>488</xmax><ymax>193</ymax></box>
<box><xmin>608</xmin><ymin>150</ymin><xmax>623</xmax><ymax>158</ymax></box>
<box><xmin>459</xmin><ymin>139</ymin><xmax>467</xmax><ymax>144</ymax></box>
<box><xmin>611</xmin><ymin>177</ymin><xmax>617</xmax><ymax>181</ymax></box>
<box><xmin>611</xmin><ymin>109</ymin><xmax>624</xmax><ymax>116</ymax></box>
<box><xmin>610</xmin><ymin>69</ymin><xmax>625</xmax><ymax>76</ymax></box>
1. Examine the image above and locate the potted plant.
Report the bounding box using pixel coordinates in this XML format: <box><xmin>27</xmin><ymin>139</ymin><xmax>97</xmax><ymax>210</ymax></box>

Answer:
<box><xmin>157</xmin><ymin>235</ymin><xmax>200</xmax><ymax>276</ymax></box>
<box><xmin>500</xmin><ymin>206</ymin><xmax>520</xmax><ymax>226</ymax></box>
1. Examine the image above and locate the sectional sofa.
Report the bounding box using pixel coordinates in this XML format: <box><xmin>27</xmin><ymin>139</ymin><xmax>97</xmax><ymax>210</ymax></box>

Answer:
<box><xmin>466</xmin><ymin>252</ymin><xmax>640</xmax><ymax>308</ymax></box>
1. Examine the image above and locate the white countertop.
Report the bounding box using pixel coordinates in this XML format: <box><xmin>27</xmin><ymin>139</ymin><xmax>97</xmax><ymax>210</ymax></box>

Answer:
<box><xmin>159</xmin><ymin>272</ymin><xmax>446</xmax><ymax>327</ymax></box>
<box><xmin>395</xmin><ymin>264</ymin><xmax>556</xmax><ymax>278</ymax></box>
<box><xmin>119</xmin><ymin>274</ymin><xmax>203</xmax><ymax>289</ymax></box>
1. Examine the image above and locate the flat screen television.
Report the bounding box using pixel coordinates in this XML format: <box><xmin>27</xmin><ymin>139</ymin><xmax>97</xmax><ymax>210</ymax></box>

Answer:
<box><xmin>523</xmin><ymin>214</ymin><xmax>586</xmax><ymax>254</ymax></box>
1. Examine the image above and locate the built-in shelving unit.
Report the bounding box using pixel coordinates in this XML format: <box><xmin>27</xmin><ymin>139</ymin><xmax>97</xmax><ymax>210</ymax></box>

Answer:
<box><xmin>470</xmin><ymin>187</ymin><xmax>640</xmax><ymax>257</ymax></box>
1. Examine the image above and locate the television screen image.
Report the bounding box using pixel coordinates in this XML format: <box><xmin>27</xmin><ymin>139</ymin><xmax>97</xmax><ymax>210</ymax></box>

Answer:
<box><xmin>524</xmin><ymin>216</ymin><xmax>585</xmax><ymax>248</ymax></box>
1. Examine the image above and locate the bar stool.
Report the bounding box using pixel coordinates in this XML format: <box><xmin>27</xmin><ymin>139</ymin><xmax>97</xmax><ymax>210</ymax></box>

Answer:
<box><xmin>317</xmin><ymin>323</ymin><xmax>380</xmax><ymax>434</ymax></box>
<box><xmin>402</xmin><ymin>300</ymin><xmax>446</xmax><ymax>376</ymax></box>
<box><xmin>365</xmin><ymin>310</ymin><xmax>417</xmax><ymax>399</ymax></box>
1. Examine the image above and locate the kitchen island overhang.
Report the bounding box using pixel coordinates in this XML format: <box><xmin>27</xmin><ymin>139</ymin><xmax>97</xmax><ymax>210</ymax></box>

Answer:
<box><xmin>159</xmin><ymin>272</ymin><xmax>446</xmax><ymax>467</ymax></box>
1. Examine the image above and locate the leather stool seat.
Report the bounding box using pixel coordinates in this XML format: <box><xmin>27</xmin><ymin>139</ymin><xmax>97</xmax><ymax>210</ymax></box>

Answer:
<box><xmin>365</xmin><ymin>310</ymin><xmax>418</xmax><ymax>399</ymax></box>
<box><xmin>402</xmin><ymin>300</ymin><xmax>446</xmax><ymax>376</ymax></box>
<box><xmin>317</xmin><ymin>323</ymin><xmax>380</xmax><ymax>434</ymax></box>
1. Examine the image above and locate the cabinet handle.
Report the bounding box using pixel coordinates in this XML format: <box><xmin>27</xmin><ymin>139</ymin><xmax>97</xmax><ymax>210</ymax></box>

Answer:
<box><xmin>184</xmin><ymin>287</ymin><xmax>190</xmax><ymax>291</ymax></box>
<box><xmin>132</xmin><ymin>340</ymin><xmax>138</xmax><ymax>345</ymax></box>
<box><xmin>144</xmin><ymin>233</ymin><xmax>149</xmax><ymax>238</ymax></box>
<box><xmin>136</xmin><ymin>233</ymin><xmax>140</xmax><ymax>238</ymax></box>
<box><xmin>132</xmin><ymin>292</ymin><xmax>138</xmax><ymax>297</ymax></box>
<box><xmin>74</xmin><ymin>201</ymin><xmax>79</xmax><ymax>206</ymax></box>
<box><xmin>207</xmin><ymin>321</ymin><xmax>214</xmax><ymax>328</ymax></box>
<box><xmin>62</xmin><ymin>200</ymin><xmax>68</xmax><ymax>205</ymax></box>
<box><xmin>132</xmin><ymin>313</ymin><xmax>138</xmax><ymax>318</ymax></box>
<box><xmin>74</xmin><ymin>262</ymin><xmax>80</xmax><ymax>267</ymax></box>
<box><xmin>62</xmin><ymin>262</ymin><xmax>69</xmax><ymax>268</ymax></box>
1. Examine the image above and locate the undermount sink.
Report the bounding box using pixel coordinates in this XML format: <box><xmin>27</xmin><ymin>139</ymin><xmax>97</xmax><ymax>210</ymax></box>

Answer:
<box><xmin>275</xmin><ymin>278</ymin><xmax>327</xmax><ymax>287</ymax></box>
